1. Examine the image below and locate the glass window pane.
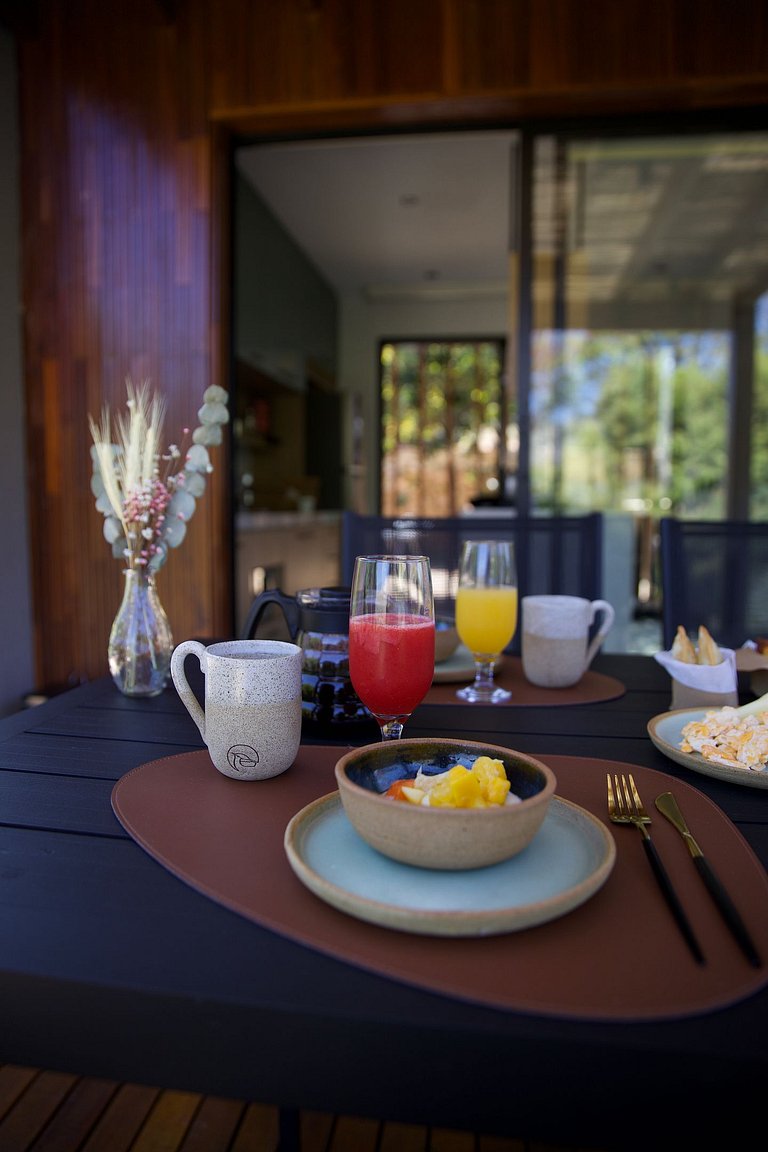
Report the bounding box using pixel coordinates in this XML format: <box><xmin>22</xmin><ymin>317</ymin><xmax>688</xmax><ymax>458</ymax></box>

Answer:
<box><xmin>380</xmin><ymin>339</ymin><xmax>505</xmax><ymax>516</ymax></box>
<box><xmin>531</xmin><ymin>130</ymin><xmax>768</xmax><ymax>631</ymax></box>
<box><xmin>529</xmin><ymin>329</ymin><xmax>729</xmax><ymax>517</ymax></box>
<box><xmin>751</xmin><ymin>293</ymin><xmax>768</xmax><ymax>518</ymax></box>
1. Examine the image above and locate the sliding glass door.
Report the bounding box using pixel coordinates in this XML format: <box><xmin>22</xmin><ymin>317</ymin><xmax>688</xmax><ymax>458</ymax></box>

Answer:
<box><xmin>233</xmin><ymin>121</ymin><xmax>768</xmax><ymax>649</ymax></box>
<box><xmin>526</xmin><ymin>127</ymin><xmax>768</xmax><ymax>628</ymax></box>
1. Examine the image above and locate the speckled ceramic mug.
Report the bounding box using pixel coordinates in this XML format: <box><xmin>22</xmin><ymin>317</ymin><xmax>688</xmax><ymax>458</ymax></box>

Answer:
<box><xmin>521</xmin><ymin>595</ymin><xmax>615</xmax><ymax>689</ymax></box>
<box><xmin>171</xmin><ymin>639</ymin><xmax>302</xmax><ymax>780</ymax></box>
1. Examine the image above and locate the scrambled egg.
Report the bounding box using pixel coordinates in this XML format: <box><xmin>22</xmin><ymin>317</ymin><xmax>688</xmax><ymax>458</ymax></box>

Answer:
<box><xmin>680</xmin><ymin>709</ymin><xmax>768</xmax><ymax>772</ymax></box>
<box><xmin>402</xmin><ymin>755</ymin><xmax>520</xmax><ymax>808</ymax></box>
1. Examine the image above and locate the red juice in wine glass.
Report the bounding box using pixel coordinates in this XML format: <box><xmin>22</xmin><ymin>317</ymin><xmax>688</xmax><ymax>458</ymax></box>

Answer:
<box><xmin>349</xmin><ymin>612</ymin><xmax>435</xmax><ymax>719</ymax></box>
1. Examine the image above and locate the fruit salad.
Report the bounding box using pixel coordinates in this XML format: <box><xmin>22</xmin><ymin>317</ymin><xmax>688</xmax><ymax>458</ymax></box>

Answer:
<box><xmin>384</xmin><ymin>755</ymin><xmax>521</xmax><ymax>808</ymax></box>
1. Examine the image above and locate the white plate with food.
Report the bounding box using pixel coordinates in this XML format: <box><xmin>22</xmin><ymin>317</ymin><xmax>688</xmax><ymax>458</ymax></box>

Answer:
<box><xmin>648</xmin><ymin>708</ymin><xmax>768</xmax><ymax>789</ymax></box>
<box><xmin>284</xmin><ymin>791</ymin><xmax>615</xmax><ymax>936</ymax></box>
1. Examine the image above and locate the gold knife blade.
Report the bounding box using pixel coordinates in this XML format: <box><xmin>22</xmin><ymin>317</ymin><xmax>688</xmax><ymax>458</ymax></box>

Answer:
<box><xmin>655</xmin><ymin>792</ymin><xmax>761</xmax><ymax>968</ymax></box>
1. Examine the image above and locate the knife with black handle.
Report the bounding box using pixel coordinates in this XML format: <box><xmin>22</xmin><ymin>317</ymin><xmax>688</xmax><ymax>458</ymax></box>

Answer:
<box><xmin>655</xmin><ymin>792</ymin><xmax>761</xmax><ymax>968</ymax></box>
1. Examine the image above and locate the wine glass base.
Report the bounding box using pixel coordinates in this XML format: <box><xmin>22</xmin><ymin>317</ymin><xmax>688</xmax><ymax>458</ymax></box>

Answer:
<box><xmin>456</xmin><ymin>684</ymin><xmax>512</xmax><ymax>704</ymax></box>
<box><xmin>378</xmin><ymin>719</ymin><xmax>405</xmax><ymax>740</ymax></box>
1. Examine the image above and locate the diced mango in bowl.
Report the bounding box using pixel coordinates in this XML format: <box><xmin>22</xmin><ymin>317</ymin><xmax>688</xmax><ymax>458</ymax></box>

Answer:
<box><xmin>335</xmin><ymin>737</ymin><xmax>556</xmax><ymax>869</ymax></box>
<box><xmin>393</xmin><ymin>755</ymin><xmax>515</xmax><ymax>808</ymax></box>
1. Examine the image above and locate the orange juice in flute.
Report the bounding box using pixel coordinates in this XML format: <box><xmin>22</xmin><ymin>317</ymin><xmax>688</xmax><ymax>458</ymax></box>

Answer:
<box><xmin>455</xmin><ymin>540</ymin><xmax>517</xmax><ymax>703</ymax></box>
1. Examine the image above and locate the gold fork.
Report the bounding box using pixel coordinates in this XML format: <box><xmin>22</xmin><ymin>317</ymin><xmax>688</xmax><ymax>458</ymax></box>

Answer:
<box><xmin>607</xmin><ymin>773</ymin><xmax>705</xmax><ymax>965</ymax></box>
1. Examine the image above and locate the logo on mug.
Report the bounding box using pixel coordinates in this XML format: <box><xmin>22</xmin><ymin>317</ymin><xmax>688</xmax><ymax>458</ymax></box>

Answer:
<box><xmin>227</xmin><ymin>745</ymin><xmax>260</xmax><ymax>775</ymax></box>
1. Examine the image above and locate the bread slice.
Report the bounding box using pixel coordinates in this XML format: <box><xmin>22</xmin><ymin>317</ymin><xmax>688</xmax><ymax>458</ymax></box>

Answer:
<box><xmin>697</xmin><ymin>624</ymin><xmax>723</xmax><ymax>665</ymax></box>
<box><xmin>671</xmin><ymin>625</ymin><xmax>697</xmax><ymax>663</ymax></box>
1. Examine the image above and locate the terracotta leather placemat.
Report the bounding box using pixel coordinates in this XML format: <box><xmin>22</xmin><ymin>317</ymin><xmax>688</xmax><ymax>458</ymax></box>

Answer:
<box><xmin>425</xmin><ymin>657</ymin><xmax>625</xmax><ymax>706</ymax></box>
<box><xmin>111</xmin><ymin>747</ymin><xmax>768</xmax><ymax>1021</ymax></box>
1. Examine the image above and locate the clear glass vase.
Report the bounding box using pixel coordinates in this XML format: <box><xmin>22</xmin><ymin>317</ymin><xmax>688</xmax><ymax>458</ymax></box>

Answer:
<box><xmin>108</xmin><ymin>569</ymin><xmax>173</xmax><ymax>697</ymax></box>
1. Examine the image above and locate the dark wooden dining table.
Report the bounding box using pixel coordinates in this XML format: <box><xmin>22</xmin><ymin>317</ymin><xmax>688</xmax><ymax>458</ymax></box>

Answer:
<box><xmin>1</xmin><ymin>652</ymin><xmax>766</xmax><ymax>1151</ymax></box>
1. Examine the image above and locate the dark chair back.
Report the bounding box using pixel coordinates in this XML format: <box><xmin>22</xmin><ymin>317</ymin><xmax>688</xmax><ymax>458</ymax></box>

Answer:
<box><xmin>341</xmin><ymin>512</ymin><xmax>603</xmax><ymax>654</ymax></box>
<box><xmin>659</xmin><ymin>516</ymin><xmax>768</xmax><ymax>650</ymax></box>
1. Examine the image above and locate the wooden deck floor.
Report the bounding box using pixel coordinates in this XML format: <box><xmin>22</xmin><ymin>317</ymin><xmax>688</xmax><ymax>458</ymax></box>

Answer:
<box><xmin>0</xmin><ymin>1065</ymin><xmax>609</xmax><ymax>1152</ymax></box>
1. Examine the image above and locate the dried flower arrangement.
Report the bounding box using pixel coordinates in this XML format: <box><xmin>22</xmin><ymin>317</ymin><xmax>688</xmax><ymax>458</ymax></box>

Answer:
<box><xmin>89</xmin><ymin>378</ymin><xmax>229</xmax><ymax>572</ymax></box>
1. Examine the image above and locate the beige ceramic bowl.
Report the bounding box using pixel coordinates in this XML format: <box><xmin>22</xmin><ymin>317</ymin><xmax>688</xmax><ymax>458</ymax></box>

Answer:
<box><xmin>334</xmin><ymin>738</ymin><xmax>556</xmax><ymax>870</ymax></box>
<box><xmin>434</xmin><ymin>616</ymin><xmax>460</xmax><ymax>663</ymax></box>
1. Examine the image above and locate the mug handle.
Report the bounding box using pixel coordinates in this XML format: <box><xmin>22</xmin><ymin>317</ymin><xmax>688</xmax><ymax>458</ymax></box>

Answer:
<box><xmin>585</xmin><ymin>600</ymin><xmax>615</xmax><ymax>668</ymax></box>
<box><xmin>170</xmin><ymin>639</ymin><xmax>207</xmax><ymax>739</ymax></box>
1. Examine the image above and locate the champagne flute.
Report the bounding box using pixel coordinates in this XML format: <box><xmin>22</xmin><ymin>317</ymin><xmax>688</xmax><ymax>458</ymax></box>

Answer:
<box><xmin>455</xmin><ymin>540</ymin><xmax>517</xmax><ymax>703</ymax></box>
<box><xmin>349</xmin><ymin>554</ymin><xmax>435</xmax><ymax>741</ymax></box>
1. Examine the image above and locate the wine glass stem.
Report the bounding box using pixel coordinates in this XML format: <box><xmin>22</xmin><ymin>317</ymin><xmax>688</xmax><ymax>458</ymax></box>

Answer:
<box><xmin>379</xmin><ymin>719</ymin><xmax>405</xmax><ymax>740</ymax></box>
<box><xmin>473</xmin><ymin>658</ymin><xmax>497</xmax><ymax>688</ymax></box>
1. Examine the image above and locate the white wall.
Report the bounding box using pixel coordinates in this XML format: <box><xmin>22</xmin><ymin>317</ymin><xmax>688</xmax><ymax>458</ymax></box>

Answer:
<box><xmin>0</xmin><ymin>29</ymin><xmax>34</xmax><ymax>715</ymax></box>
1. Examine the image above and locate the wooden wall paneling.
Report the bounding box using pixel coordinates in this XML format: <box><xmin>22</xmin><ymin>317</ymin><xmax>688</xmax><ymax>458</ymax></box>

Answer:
<box><xmin>525</xmin><ymin>0</ymin><xmax>674</xmax><ymax>90</ymax></box>
<box><xmin>19</xmin><ymin>0</ymin><xmax>225</xmax><ymax>692</ymax></box>
<box><xmin>455</xmin><ymin>0</ymin><xmax>768</xmax><ymax>111</ymax></box>
<box><xmin>208</xmin><ymin>117</ymin><xmax>235</xmax><ymax>641</ymax></box>
<box><xmin>206</xmin><ymin>0</ymin><xmax>446</xmax><ymax>110</ymax></box>
<box><xmin>351</xmin><ymin>0</ymin><xmax>446</xmax><ymax>97</ymax></box>
<box><xmin>451</xmin><ymin>0</ymin><xmax>534</xmax><ymax>94</ymax></box>
<box><xmin>672</xmin><ymin>0</ymin><xmax>768</xmax><ymax>79</ymax></box>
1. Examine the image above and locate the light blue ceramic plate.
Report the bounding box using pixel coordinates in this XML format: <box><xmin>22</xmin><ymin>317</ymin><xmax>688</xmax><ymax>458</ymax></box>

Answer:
<box><xmin>432</xmin><ymin>643</ymin><xmax>477</xmax><ymax>683</ymax></box>
<box><xmin>648</xmin><ymin>709</ymin><xmax>768</xmax><ymax>790</ymax></box>
<box><xmin>284</xmin><ymin>793</ymin><xmax>615</xmax><ymax>937</ymax></box>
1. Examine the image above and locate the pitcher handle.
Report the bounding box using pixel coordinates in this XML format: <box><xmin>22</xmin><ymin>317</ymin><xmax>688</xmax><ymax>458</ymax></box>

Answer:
<box><xmin>170</xmin><ymin>639</ymin><xmax>207</xmax><ymax>739</ymax></box>
<box><xmin>585</xmin><ymin>600</ymin><xmax>615</xmax><ymax>667</ymax></box>
<box><xmin>241</xmin><ymin>589</ymin><xmax>301</xmax><ymax>640</ymax></box>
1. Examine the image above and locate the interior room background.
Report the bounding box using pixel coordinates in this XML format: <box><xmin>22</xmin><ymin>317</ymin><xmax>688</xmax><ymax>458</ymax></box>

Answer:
<box><xmin>2</xmin><ymin>0</ymin><xmax>768</xmax><ymax>716</ymax></box>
